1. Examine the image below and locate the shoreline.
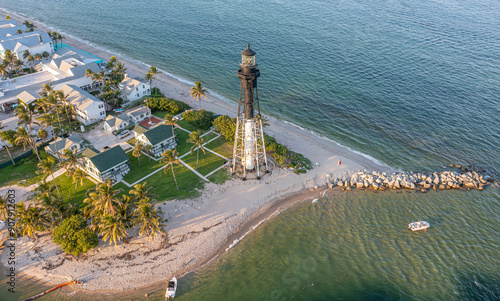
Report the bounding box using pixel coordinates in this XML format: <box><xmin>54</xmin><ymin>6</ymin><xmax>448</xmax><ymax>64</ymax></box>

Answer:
<box><xmin>0</xmin><ymin>8</ymin><xmax>392</xmax><ymax>297</ymax></box>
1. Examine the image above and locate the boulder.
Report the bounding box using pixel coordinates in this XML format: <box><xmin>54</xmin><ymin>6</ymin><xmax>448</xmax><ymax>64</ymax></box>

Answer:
<box><xmin>423</xmin><ymin>183</ymin><xmax>431</xmax><ymax>189</ymax></box>
<box><xmin>439</xmin><ymin>184</ymin><xmax>446</xmax><ymax>190</ymax></box>
<box><xmin>356</xmin><ymin>182</ymin><xmax>364</xmax><ymax>189</ymax></box>
<box><xmin>394</xmin><ymin>180</ymin><xmax>401</xmax><ymax>189</ymax></box>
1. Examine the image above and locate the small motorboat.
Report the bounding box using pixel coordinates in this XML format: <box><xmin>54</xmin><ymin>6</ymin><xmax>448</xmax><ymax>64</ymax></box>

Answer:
<box><xmin>165</xmin><ymin>277</ymin><xmax>177</xmax><ymax>299</ymax></box>
<box><xmin>408</xmin><ymin>220</ymin><xmax>430</xmax><ymax>231</ymax></box>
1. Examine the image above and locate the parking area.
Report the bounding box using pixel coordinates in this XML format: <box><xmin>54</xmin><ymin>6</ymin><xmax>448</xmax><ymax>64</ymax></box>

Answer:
<box><xmin>80</xmin><ymin>122</ymin><xmax>132</xmax><ymax>152</ymax></box>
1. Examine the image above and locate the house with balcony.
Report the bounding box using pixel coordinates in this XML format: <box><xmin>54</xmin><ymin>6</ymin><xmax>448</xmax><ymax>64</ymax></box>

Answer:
<box><xmin>0</xmin><ymin>30</ymin><xmax>53</xmax><ymax>61</ymax></box>
<box><xmin>54</xmin><ymin>84</ymin><xmax>106</xmax><ymax>125</ymax></box>
<box><xmin>135</xmin><ymin>124</ymin><xmax>176</xmax><ymax>157</ymax></box>
<box><xmin>81</xmin><ymin>146</ymin><xmax>130</xmax><ymax>182</ymax></box>
<box><xmin>103</xmin><ymin>106</ymin><xmax>151</xmax><ymax>132</ymax></box>
<box><xmin>119</xmin><ymin>77</ymin><xmax>151</xmax><ymax>104</ymax></box>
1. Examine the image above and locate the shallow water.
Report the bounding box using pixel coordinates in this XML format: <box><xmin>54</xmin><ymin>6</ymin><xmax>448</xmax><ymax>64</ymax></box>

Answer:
<box><xmin>0</xmin><ymin>0</ymin><xmax>499</xmax><ymax>300</ymax></box>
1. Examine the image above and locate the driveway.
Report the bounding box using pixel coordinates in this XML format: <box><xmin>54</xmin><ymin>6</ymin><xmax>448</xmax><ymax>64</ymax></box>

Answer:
<box><xmin>80</xmin><ymin>122</ymin><xmax>132</xmax><ymax>152</ymax></box>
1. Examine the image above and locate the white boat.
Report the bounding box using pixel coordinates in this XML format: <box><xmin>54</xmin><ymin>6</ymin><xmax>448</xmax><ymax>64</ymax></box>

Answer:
<box><xmin>165</xmin><ymin>277</ymin><xmax>177</xmax><ymax>299</ymax></box>
<box><xmin>408</xmin><ymin>220</ymin><xmax>430</xmax><ymax>231</ymax></box>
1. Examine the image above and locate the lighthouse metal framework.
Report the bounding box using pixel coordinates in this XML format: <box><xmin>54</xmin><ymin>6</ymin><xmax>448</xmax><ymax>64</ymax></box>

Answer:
<box><xmin>231</xmin><ymin>44</ymin><xmax>268</xmax><ymax>180</ymax></box>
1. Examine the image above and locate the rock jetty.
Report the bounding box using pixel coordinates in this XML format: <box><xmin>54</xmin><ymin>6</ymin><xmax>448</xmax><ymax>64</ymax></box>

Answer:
<box><xmin>328</xmin><ymin>166</ymin><xmax>496</xmax><ymax>193</ymax></box>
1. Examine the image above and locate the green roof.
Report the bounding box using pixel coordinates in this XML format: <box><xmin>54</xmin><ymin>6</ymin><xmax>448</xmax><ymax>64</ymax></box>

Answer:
<box><xmin>81</xmin><ymin>147</ymin><xmax>100</xmax><ymax>158</ymax></box>
<box><xmin>133</xmin><ymin>124</ymin><xmax>148</xmax><ymax>135</ymax></box>
<box><xmin>143</xmin><ymin>125</ymin><xmax>174</xmax><ymax>145</ymax></box>
<box><xmin>88</xmin><ymin>146</ymin><xmax>129</xmax><ymax>172</ymax></box>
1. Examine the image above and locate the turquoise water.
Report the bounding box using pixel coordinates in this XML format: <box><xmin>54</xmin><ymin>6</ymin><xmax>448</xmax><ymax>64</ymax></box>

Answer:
<box><xmin>0</xmin><ymin>0</ymin><xmax>499</xmax><ymax>300</ymax></box>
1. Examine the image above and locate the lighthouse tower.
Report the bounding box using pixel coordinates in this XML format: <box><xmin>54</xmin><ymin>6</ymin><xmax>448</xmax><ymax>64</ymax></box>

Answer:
<box><xmin>231</xmin><ymin>44</ymin><xmax>268</xmax><ymax>180</ymax></box>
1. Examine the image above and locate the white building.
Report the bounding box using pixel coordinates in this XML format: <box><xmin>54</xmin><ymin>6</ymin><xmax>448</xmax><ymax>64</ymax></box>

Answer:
<box><xmin>55</xmin><ymin>84</ymin><xmax>106</xmax><ymax>125</ymax></box>
<box><xmin>81</xmin><ymin>146</ymin><xmax>130</xmax><ymax>182</ymax></box>
<box><xmin>0</xmin><ymin>30</ymin><xmax>53</xmax><ymax>61</ymax></box>
<box><xmin>0</xmin><ymin>20</ymin><xmax>29</xmax><ymax>39</ymax></box>
<box><xmin>103</xmin><ymin>106</ymin><xmax>151</xmax><ymax>132</ymax></box>
<box><xmin>119</xmin><ymin>77</ymin><xmax>151</xmax><ymax>104</ymax></box>
<box><xmin>135</xmin><ymin>124</ymin><xmax>176</xmax><ymax>157</ymax></box>
<box><xmin>44</xmin><ymin>134</ymin><xmax>84</xmax><ymax>158</ymax></box>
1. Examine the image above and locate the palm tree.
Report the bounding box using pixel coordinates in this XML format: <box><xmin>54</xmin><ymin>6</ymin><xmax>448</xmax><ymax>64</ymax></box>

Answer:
<box><xmin>99</xmin><ymin>214</ymin><xmax>128</xmax><ymax>246</ymax></box>
<box><xmin>74</xmin><ymin>169</ymin><xmax>88</xmax><ymax>192</ymax></box>
<box><xmin>37</xmin><ymin>128</ymin><xmax>48</xmax><ymax>142</ymax></box>
<box><xmin>35</xmin><ymin>53</ymin><xmax>42</xmax><ymax>64</ymax></box>
<box><xmin>114</xmin><ymin>61</ymin><xmax>127</xmax><ymax>81</ymax></box>
<box><xmin>160</xmin><ymin>149</ymin><xmax>180</xmax><ymax>190</ymax></box>
<box><xmin>116</xmin><ymin>195</ymin><xmax>135</xmax><ymax>227</ymax></box>
<box><xmin>14</xmin><ymin>59</ymin><xmax>23</xmax><ymax>74</ymax></box>
<box><xmin>23</xmin><ymin>50</ymin><xmax>31</xmax><ymax>61</ymax></box>
<box><xmin>133</xmin><ymin>141</ymin><xmax>144</xmax><ymax>166</ymax></box>
<box><xmin>36</xmin><ymin>156</ymin><xmax>61</xmax><ymax>198</ymax></box>
<box><xmin>129</xmin><ymin>182</ymin><xmax>156</xmax><ymax>202</ymax></box>
<box><xmin>27</xmin><ymin>55</ymin><xmax>36</xmax><ymax>72</ymax></box>
<box><xmin>66</xmin><ymin>167</ymin><xmax>81</xmax><ymax>206</ymax></box>
<box><xmin>40</xmin><ymin>82</ymin><xmax>55</xmax><ymax>97</ymax></box>
<box><xmin>143</xmin><ymin>144</ymin><xmax>153</xmax><ymax>162</ymax></box>
<box><xmin>34</xmin><ymin>180</ymin><xmax>64</xmax><ymax>228</ymax></box>
<box><xmin>189</xmin><ymin>81</ymin><xmax>208</xmax><ymax>110</ymax></box>
<box><xmin>0</xmin><ymin>193</ymin><xmax>9</xmax><ymax>221</ymax></box>
<box><xmin>149</xmin><ymin>66</ymin><xmax>160</xmax><ymax>89</ymax></box>
<box><xmin>62</xmin><ymin>148</ymin><xmax>79</xmax><ymax>170</ymax></box>
<box><xmin>0</xmin><ymin>121</ymin><xmax>15</xmax><ymax>165</ymax></box>
<box><xmin>187</xmin><ymin>131</ymin><xmax>205</xmax><ymax>169</ymax></box>
<box><xmin>84</xmin><ymin>180</ymin><xmax>122</xmax><ymax>217</ymax></box>
<box><xmin>133</xmin><ymin>198</ymin><xmax>166</xmax><ymax>241</ymax></box>
<box><xmin>163</xmin><ymin>114</ymin><xmax>179</xmax><ymax>142</ymax></box>
<box><xmin>106</xmin><ymin>55</ymin><xmax>117</xmax><ymax>70</ymax></box>
<box><xmin>14</xmin><ymin>126</ymin><xmax>41</xmax><ymax>162</ymax></box>
<box><xmin>0</xmin><ymin>62</ymin><xmax>8</xmax><ymax>78</ymax></box>
<box><xmin>15</xmin><ymin>201</ymin><xmax>49</xmax><ymax>241</ymax></box>
<box><xmin>5</xmin><ymin>15</ymin><xmax>10</xmax><ymax>20</ymax></box>
<box><xmin>55</xmin><ymin>90</ymin><xmax>73</xmax><ymax>123</ymax></box>
<box><xmin>145</xmin><ymin>72</ymin><xmax>153</xmax><ymax>87</ymax></box>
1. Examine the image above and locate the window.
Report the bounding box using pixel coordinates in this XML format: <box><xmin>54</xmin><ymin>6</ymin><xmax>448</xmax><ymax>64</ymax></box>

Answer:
<box><xmin>136</xmin><ymin>87</ymin><xmax>139</xmax><ymax>91</ymax></box>
<box><xmin>100</xmin><ymin>111</ymin><xmax>105</xmax><ymax>115</ymax></box>
<box><xmin>143</xmin><ymin>85</ymin><xmax>145</xmax><ymax>88</ymax></box>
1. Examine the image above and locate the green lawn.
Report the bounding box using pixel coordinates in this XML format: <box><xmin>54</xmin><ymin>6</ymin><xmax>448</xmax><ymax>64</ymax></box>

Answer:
<box><xmin>153</xmin><ymin>110</ymin><xmax>169</xmax><ymax>119</ymax></box>
<box><xmin>208</xmin><ymin>167</ymin><xmax>231</xmax><ymax>184</ymax></box>
<box><xmin>177</xmin><ymin>119</ymin><xmax>208</xmax><ymax>134</ymax></box>
<box><xmin>182</xmin><ymin>150</ymin><xmax>227</xmax><ymax>177</ymax></box>
<box><xmin>175</xmin><ymin>129</ymin><xmax>193</xmax><ymax>157</ymax></box>
<box><xmin>0</xmin><ymin>151</ymin><xmax>49</xmax><ymax>187</ymax></box>
<box><xmin>201</xmin><ymin>132</ymin><xmax>218</xmax><ymax>142</ymax></box>
<box><xmin>122</xmin><ymin>151</ymin><xmax>164</xmax><ymax>184</ymax></box>
<box><xmin>53</xmin><ymin>172</ymin><xmax>96</xmax><ymax>205</ymax></box>
<box><xmin>137</xmin><ymin>163</ymin><xmax>204</xmax><ymax>202</ymax></box>
<box><xmin>205</xmin><ymin>136</ymin><xmax>233</xmax><ymax>158</ymax></box>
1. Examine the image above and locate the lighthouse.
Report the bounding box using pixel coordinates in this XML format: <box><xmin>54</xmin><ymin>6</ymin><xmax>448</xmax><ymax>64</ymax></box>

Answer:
<box><xmin>231</xmin><ymin>44</ymin><xmax>268</xmax><ymax>180</ymax></box>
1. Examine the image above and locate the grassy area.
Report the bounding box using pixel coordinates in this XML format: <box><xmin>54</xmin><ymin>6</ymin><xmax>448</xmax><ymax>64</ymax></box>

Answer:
<box><xmin>201</xmin><ymin>132</ymin><xmax>218</xmax><ymax>141</ymax></box>
<box><xmin>175</xmin><ymin>129</ymin><xmax>193</xmax><ymax>157</ymax></box>
<box><xmin>0</xmin><ymin>146</ymin><xmax>30</xmax><ymax>165</ymax></box>
<box><xmin>53</xmin><ymin>172</ymin><xmax>96</xmax><ymax>205</ymax></box>
<box><xmin>182</xmin><ymin>150</ymin><xmax>227</xmax><ymax>177</ymax></box>
<box><xmin>122</xmin><ymin>151</ymin><xmax>164</xmax><ymax>184</ymax></box>
<box><xmin>205</xmin><ymin>136</ymin><xmax>233</xmax><ymax>158</ymax></box>
<box><xmin>177</xmin><ymin>119</ymin><xmax>208</xmax><ymax>134</ymax></box>
<box><xmin>138</xmin><ymin>163</ymin><xmax>204</xmax><ymax>202</ymax></box>
<box><xmin>0</xmin><ymin>151</ymin><xmax>50</xmax><ymax>187</ymax></box>
<box><xmin>126</xmin><ymin>138</ymin><xmax>137</xmax><ymax>146</ymax></box>
<box><xmin>208</xmin><ymin>167</ymin><xmax>231</xmax><ymax>184</ymax></box>
<box><xmin>153</xmin><ymin>110</ymin><xmax>169</xmax><ymax>119</ymax></box>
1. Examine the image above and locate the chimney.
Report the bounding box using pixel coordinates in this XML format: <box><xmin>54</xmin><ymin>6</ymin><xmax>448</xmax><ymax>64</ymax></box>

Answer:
<box><xmin>38</xmin><ymin>33</ymin><xmax>42</xmax><ymax>43</ymax></box>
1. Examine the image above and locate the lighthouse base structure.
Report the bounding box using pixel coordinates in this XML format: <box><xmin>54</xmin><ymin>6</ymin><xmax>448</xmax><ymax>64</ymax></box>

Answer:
<box><xmin>231</xmin><ymin>117</ymin><xmax>269</xmax><ymax>180</ymax></box>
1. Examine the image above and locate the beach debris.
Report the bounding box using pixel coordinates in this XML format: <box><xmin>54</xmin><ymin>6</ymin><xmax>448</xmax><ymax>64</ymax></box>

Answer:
<box><xmin>328</xmin><ymin>165</ymin><xmax>495</xmax><ymax>192</ymax></box>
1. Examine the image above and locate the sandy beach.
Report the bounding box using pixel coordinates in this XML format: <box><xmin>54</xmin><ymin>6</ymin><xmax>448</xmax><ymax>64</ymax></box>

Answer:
<box><xmin>0</xmin><ymin>9</ymin><xmax>393</xmax><ymax>296</ymax></box>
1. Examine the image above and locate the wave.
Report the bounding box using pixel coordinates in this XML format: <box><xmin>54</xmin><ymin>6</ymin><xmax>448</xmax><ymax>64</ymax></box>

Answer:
<box><xmin>281</xmin><ymin>120</ymin><xmax>391</xmax><ymax>168</ymax></box>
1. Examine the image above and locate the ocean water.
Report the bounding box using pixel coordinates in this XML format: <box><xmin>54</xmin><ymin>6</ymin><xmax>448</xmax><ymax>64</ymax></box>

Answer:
<box><xmin>0</xmin><ymin>0</ymin><xmax>499</xmax><ymax>300</ymax></box>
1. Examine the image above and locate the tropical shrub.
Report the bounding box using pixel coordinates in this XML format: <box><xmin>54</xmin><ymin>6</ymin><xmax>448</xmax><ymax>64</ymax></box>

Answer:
<box><xmin>147</xmin><ymin>97</ymin><xmax>190</xmax><ymax>115</ymax></box>
<box><xmin>53</xmin><ymin>215</ymin><xmax>98</xmax><ymax>256</ymax></box>
<box><xmin>264</xmin><ymin>134</ymin><xmax>312</xmax><ymax>174</ymax></box>
<box><xmin>182</xmin><ymin>109</ymin><xmax>214</xmax><ymax>130</ymax></box>
<box><xmin>212</xmin><ymin>115</ymin><xmax>237</xmax><ymax>141</ymax></box>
